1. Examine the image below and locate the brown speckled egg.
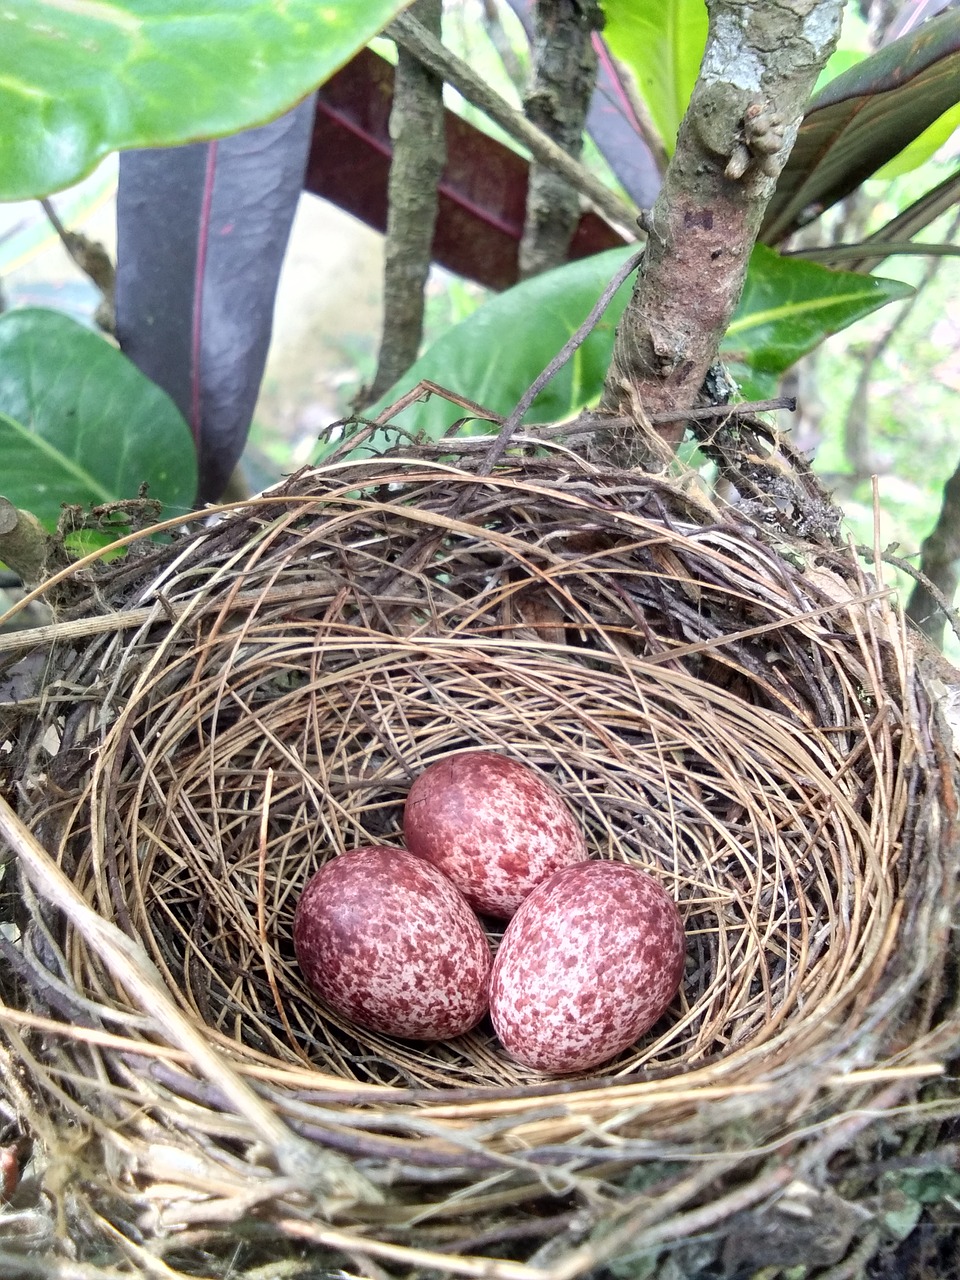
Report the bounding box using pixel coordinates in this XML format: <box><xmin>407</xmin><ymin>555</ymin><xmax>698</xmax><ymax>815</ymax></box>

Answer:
<box><xmin>489</xmin><ymin>861</ymin><xmax>684</xmax><ymax>1073</ymax></box>
<box><xmin>403</xmin><ymin>751</ymin><xmax>587</xmax><ymax>919</ymax></box>
<box><xmin>293</xmin><ymin>846</ymin><xmax>491</xmax><ymax>1040</ymax></box>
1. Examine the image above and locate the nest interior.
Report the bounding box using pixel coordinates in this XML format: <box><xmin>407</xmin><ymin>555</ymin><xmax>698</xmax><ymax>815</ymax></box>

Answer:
<box><xmin>1</xmin><ymin>447</ymin><xmax>958</xmax><ymax>1277</ymax></box>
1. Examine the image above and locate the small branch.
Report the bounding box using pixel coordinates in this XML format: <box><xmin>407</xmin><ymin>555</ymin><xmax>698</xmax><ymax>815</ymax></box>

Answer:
<box><xmin>582</xmin><ymin>394</ymin><xmax>795</xmax><ymax>430</ymax></box>
<box><xmin>905</xmin><ymin>455</ymin><xmax>960</xmax><ymax>650</ymax></box>
<box><xmin>608</xmin><ymin>53</ymin><xmax>670</xmax><ymax>177</ymax></box>
<box><xmin>366</xmin><ymin>0</ymin><xmax>446</xmax><ymax>404</ymax></box>
<box><xmin>786</xmin><ymin>240</ymin><xmax>960</xmax><ymax>266</ymax></box>
<box><xmin>519</xmin><ymin>0</ymin><xmax>602</xmax><ymax>280</ymax></box>
<box><xmin>481</xmin><ymin>0</ymin><xmax>527</xmax><ymax>91</ymax></box>
<box><xmin>387</xmin><ymin>10</ymin><xmax>637</xmax><ymax>233</ymax></box>
<box><xmin>40</xmin><ymin>197</ymin><xmax>116</xmax><ymax>334</ymax></box>
<box><xmin>843</xmin><ymin>208</ymin><xmax>960</xmax><ymax>478</ymax></box>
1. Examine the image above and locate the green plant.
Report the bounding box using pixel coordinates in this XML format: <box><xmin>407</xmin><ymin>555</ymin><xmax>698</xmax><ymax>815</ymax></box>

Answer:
<box><xmin>0</xmin><ymin>1</ymin><xmax>958</xmax><ymax>551</ymax></box>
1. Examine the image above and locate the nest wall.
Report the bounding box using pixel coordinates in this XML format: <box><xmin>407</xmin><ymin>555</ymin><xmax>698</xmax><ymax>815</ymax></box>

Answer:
<box><xmin>1</xmin><ymin>450</ymin><xmax>959</xmax><ymax>1277</ymax></box>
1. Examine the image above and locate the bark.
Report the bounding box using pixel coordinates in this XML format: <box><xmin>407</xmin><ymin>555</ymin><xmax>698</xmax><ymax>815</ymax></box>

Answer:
<box><xmin>0</xmin><ymin>499</ymin><xmax>49</xmax><ymax>587</ymax></box>
<box><xmin>595</xmin><ymin>0</ymin><xmax>844</xmax><ymax>470</ymax></box>
<box><xmin>907</xmin><ymin>457</ymin><xmax>960</xmax><ymax>649</ymax></box>
<box><xmin>367</xmin><ymin>0</ymin><xmax>446</xmax><ymax>404</ymax></box>
<box><xmin>519</xmin><ymin>0</ymin><xmax>601</xmax><ymax>280</ymax></box>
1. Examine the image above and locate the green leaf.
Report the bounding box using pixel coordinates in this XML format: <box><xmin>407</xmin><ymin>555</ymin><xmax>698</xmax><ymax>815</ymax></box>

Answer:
<box><xmin>330</xmin><ymin>247</ymin><xmax>637</xmax><ymax>455</ymax></box>
<box><xmin>0</xmin><ymin>309</ymin><xmax>197</xmax><ymax>527</ymax></box>
<box><xmin>763</xmin><ymin>9</ymin><xmax>960</xmax><ymax>242</ymax></box>
<box><xmin>332</xmin><ymin>245</ymin><xmax>910</xmax><ymax>457</ymax></box>
<box><xmin>878</xmin><ymin>1191</ymin><xmax>923</xmax><ymax>1242</ymax></box>
<box><xmin>722</xmin><ymin>244</ymin><xmax>914</xmax><ymax>398</ymax></box>
<box><xmin>599</xmin><ymin>0</ymin><xmax>708</xmax><ymax>155</ymax></box>
<box><xmin>888</xmin><ymin>1167</ymin><xmax>960</xmax><ymax>1206</ymax></box>
<box><xmin>0</xmin><ymin>0</ymin><xmax>413</xmax><ymax>200</ymax></box>
<box><xmin>875</xmin><ymin>103</ymin><xmax>960</xmax><ymax>178</ymax></box>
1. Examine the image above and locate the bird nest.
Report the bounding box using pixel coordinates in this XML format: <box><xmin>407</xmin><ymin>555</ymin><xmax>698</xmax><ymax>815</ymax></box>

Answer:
<box><xmin>0</xmin><ymin>443</ymin><xmax>959</xmax><ymax>1278</ymax></box>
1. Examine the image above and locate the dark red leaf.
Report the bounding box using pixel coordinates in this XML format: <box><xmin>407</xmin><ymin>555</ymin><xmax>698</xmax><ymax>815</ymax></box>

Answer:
<box><xmin>306</xmin><ymin>48</ymin><xmax>626</xmax><ymax>291</ymax></box>
<box><xmin>116</xmin><ymin>97</ymin><xmax>316</xmax><ymax>502</ymax></box>
<box><xmin>762</xmin><ymin>10</ymin><xmax>960</xmax><ymax>242</ymax></box>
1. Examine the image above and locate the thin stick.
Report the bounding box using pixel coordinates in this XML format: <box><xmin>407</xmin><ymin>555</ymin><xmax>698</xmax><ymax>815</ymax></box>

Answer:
<box><xmin>859</xmin><ymin>544</ymin><xmax>960</xmax><ymax>650</ymax></box>
<box><xmin>479</xmin><ymin>248</ymin><xmax>646</xmax><ymax>474</ymax></box>
<box><xmin>542</xmin><ymin>395</ymin><xmax>796</xmax><ymax>439</ymax></box>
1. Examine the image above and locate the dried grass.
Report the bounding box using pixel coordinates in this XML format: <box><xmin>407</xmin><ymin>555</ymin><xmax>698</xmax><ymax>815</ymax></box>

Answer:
<box><xmin>0</xmin><ymin>443</ymin><xmax>958</xmax><ymax>1278</ymax></box>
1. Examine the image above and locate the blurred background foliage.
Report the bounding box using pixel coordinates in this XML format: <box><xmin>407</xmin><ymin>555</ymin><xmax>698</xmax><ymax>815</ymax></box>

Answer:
<box><xmin>1</xmin><ymin>0</ymin><xmax>958</xmax><ymax>651</ymax></box>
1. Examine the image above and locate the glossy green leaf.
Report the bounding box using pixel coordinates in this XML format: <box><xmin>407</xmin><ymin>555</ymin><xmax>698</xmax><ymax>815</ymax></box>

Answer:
<box><xmin>763</xmin><ymin>10</ymin><xmax>960</xmax><ymax>241</ymax></box>
<box><xmin>0</xmin><ymin>0</ymin><xmax>413</xmax><ymax>200</ymax></box>
<box><xmin>332</xmin><ymin>248</ymin><xmax>637</xmax><ymax>456</ymax></box>
<box><xmin>0</xmin><ymin>309</ymin><xmax>197</xmax><ymax>528</ymax></box>
<box><xmin>600</xmin><ymin>0</ymin><xmax>707</xmax><ymax>155</ymax></box>
<box><xmin>874</xmin><ymin>102</ymin><xmax>960</xmax><ymax>178</ymax></box>
<box><xmin>722</xmin><ymin>245</ymin><xmax>914</xmax><ymax>398</ymax></box>
<box><xmin>331</xmin><ymin>245</ymin><xmax>911</xmax><ymax>456</ymax></box>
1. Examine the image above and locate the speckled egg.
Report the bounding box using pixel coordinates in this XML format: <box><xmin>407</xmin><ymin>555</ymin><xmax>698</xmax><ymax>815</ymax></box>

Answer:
<box><xmin>293</xmin><ymin>845</ymin><xmax>491</xmax><ymax>1040</ymax></box>
<box><xmin>403</xmin><ymin>751</ymin><xmax>588</xmax><ymax>919</ymax></box>
<box><xmin>489</xmin><ymin>861</ymin><xmax>685</xmax><ymax>1073</ymax></box>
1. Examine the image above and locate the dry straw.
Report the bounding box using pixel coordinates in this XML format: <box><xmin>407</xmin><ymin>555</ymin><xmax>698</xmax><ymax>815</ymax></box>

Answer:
<box><xmin>0</xmin><ymin>437</ymin><xmax>958</xmax><ymax>1278</ymax></box>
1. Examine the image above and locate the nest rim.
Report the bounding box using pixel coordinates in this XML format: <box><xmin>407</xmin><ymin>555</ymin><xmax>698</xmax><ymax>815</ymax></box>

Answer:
<box><xmin>1</xmin><ymin>446</ymin><xmax>957</xmax><ymax>1277</ymax></box>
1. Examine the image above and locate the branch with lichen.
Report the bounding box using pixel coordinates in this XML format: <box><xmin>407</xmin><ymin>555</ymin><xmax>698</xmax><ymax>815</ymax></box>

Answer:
<box><xmin>519</xmin><ymin>0</ymin><xmax>602</xmax><ymax>280</ymax></box>
<box><xmin>593</xmin><ymin>0</ymin><xmax>845</xmax><ymax>471</ymax></box>
<box><xmin>366</xmin><ymin>0</ymin><xmax>446</xmax><ymax>405</ymax></box>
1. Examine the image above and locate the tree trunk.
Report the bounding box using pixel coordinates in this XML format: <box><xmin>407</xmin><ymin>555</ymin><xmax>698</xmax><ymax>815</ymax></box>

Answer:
<box><xmin>595</xmin><ymin>0</ymin><xmax>844</xmax><ymax>470</ymax></box>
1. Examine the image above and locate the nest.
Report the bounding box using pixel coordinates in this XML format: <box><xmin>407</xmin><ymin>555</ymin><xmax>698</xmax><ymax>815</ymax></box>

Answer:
<box><xmin>1</xmin><ymin>442</ymin><xmax>959</xmax><ymax>1278</ymax></box>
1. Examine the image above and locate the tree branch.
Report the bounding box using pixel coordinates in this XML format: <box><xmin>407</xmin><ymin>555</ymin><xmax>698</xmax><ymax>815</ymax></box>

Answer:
<box><xmin>367</xmin><ymin>0</ymin><xmax>446</xmax><ymax>404</ymax></box>
<box><xmin>387</xmin><ymin>10</ymin><xmax>636</xmax><ymax>233</ymax></box>
<box><xmin>843</xmin><ymin>207</ymin><xmax>960</xmax><ymax>478</ymax></box>
<box><xmin>594</xmin><ymin>0</ymin><xmax>844</xmax><ymax>469</ymax></box>
<box><xmin>907</xmin><ymin>455</ymin><xmax>960</xmax><ymax>649</ymax></box>
<box><xmin>519</xmin><ymin>0</ymin><xmax>602</xmax><ymax>280</ymax></box>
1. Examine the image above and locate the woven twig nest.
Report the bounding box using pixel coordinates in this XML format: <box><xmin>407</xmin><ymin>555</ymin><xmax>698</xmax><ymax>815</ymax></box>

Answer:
<box><xmin>1</xmin><ymin>444</ymin><xmax>959</xmax><ymax>1277</ymax></box>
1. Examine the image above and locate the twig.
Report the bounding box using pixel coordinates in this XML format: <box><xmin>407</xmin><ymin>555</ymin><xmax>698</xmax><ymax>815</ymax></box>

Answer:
<box><xmin>480</xmin><ymin>0</ymin><xmax>527</xmax><ymax>90</ymax></box>
<box><xmin>562</xmin><ymin>395</ymin><xmax>796</xmax><ymax>436</ymax></box>
<box><xmin>479</xmin><ymin>247</ymin><xmax>645</xmax><ymax>473</ymax></box>
<box><xmin>0</xmin><ymin>790</ymin><xmax>380</xmax><ymax>1208</ymax></box>
<box><xmin>387</xmin><ymin>11</ymin><xmax>637</xmax><ymax>233</ymax></box>
<box><xmin>843</xmin><ymin>209</ymin><xmax>960</xmax><ymax>478</ymax></box>
<box><xmin>864</xmin><ymin>542</ymin><xmax>960</xmax><ymax>651</ymax></box>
